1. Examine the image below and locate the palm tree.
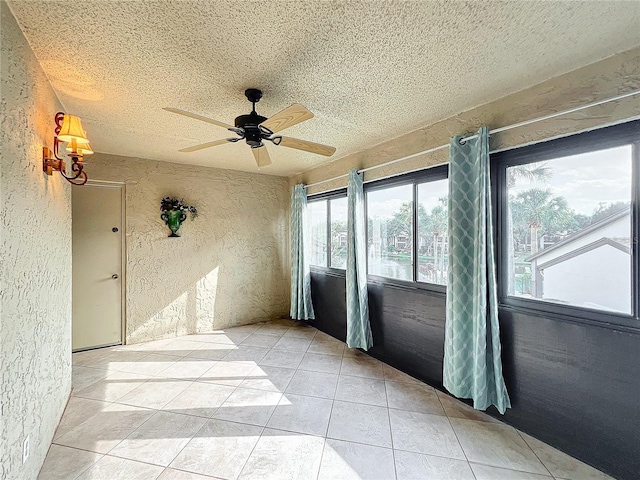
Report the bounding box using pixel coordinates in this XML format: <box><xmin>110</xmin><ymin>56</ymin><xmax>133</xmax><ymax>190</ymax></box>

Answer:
<box><xmin>507</xmin><ymin>162</ymin><xmax>552</xmax><ymax>188</ymax></box>
<box><xmin>510</xmin><ymin>188</ymin><xmax>574</xmax><ymax>255</ymax></box>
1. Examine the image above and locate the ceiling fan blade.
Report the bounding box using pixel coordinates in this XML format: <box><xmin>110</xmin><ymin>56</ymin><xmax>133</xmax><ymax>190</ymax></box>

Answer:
<box><xmin>277</xmin><ymin>136</ymin><xmax>336</xmax><ymax>157</ymax></box>
<box><xmin>260</xmin><ymin>104</ymin><xmax>314</xmax><ymax>133</ymax></box>
<box><xmin>252</xmin><ymin>146</ymin><xmax>272</xmax><ymax>167</ymax></box>
<box><xmin>178</xmin><ymin>139</ymin><xmax>229</xmax><ymax>153</ymax></box>
<box><xmin>164</xmin><ymin>107</ymin><xmax>234</xmax><ymax>130</ymax></box>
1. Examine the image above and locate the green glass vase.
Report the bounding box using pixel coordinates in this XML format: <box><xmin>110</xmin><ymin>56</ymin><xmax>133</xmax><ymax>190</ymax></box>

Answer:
<box><xmin>161</xmin><ymin>210</ymin><xmax>187</xmax><ymax>237</ymax></box>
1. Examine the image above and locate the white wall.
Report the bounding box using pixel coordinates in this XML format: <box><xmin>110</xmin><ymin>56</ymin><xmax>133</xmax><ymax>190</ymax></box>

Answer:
<box><xmin>533</xmin><ymin>215</ymin><xmax>629</xmax><ymax>265</ymax></box>
<box><xmin>542</xmin><ymin>245</ymin><xmax>631</xmax><ymax>314</ymax></box>
<box><xmin>1</xmin><ymin>2</ymin><xmax>72</xmax><ymax>479</ymax></box>
<box><xmin>85</xmin><ymin>153</ymin><xmax>290</xmax><ymax>344</ymax></box>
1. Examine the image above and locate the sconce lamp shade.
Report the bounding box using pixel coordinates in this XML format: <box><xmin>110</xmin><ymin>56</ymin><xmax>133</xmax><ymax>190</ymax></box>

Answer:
<box><xmin>57</xmin><ymin>114</ymin><xmax>88</xmax><ymax>143</ymax></box>
<box><xmin>66</xmin><ymin>141</ymin><xmax>94</xmax><ymax>155</ymax></box>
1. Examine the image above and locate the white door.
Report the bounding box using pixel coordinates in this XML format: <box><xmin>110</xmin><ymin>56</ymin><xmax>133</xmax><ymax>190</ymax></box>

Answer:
<box><xmin>72</xmin><ymin>183</ymin><xmax>124</xmax><ymax>351</ymax></box>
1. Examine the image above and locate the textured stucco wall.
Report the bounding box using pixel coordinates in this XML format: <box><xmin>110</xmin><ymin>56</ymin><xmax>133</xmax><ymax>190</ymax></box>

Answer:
<box><xmin>86</xmin><ymin>154</ymin><xmax>290</xmax><ymax>344</ymax></box>
<box><xmin>1</xmin><ymin>2</ymin><xmax>72</xmax><ymax>479</ymax></box>
<box><xmin>292</xmin><ymin>47</ymin><xmax>640</xmax><ymax>194</ymax></box>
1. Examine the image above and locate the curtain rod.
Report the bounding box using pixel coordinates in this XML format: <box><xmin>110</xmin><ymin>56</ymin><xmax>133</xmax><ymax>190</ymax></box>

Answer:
<box><xmin>303</xmin><ymin>89</ymin><xmax>640</xmax><ymax>190</ymax></box>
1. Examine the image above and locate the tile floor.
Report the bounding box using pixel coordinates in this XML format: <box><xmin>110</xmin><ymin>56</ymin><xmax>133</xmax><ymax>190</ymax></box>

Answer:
<box><xmin>38</xmin><ymin>320</ymin><xmax>612</xmax><ymax>480</ymax></box>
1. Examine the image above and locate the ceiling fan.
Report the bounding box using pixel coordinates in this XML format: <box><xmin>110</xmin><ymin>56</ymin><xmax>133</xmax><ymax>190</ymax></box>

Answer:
<box><xmin>164</xmin><ymin>89</ymin><xmax>336</xmax><ymax>167</ymax></box>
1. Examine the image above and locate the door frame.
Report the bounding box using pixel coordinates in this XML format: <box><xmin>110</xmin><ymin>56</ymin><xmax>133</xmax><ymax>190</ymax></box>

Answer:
<box><xmin>76</xmin><ymin>179</ymin><xmax>127</xmax><ymax>347</ymax></box>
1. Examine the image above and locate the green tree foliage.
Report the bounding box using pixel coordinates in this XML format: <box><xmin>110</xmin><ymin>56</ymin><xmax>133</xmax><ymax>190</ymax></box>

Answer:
<box><xmin>510</xmin><ymin>188</ymin><xmax>576</xmax><ymax>254</ymax></box>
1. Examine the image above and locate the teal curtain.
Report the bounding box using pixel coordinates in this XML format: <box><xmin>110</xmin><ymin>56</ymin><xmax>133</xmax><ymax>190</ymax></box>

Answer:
<box><xmin>290</xmin><ymin>184</ymin><xmax>315</xmax><ymax>320</ymax></box>
<box><xmin>443</xmin><ymin>127</ymin><xmax>511</xmax><ymax>414</ymax></box>
<box><xmin>346</xmin><ymin>169</ymin><xmax>373</xmax><ymax>350</ymax></box>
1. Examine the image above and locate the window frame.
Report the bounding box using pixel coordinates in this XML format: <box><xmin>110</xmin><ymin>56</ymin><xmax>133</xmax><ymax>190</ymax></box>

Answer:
<box><xmin>308</xmin><ymin>165</ymin><xmax>449</xmax><ymax>294</ymax></box>
<box><xmin>308</xmin><ymin>187</ymin><xmax>348</xmax><ymax>274</ymax></box>
<box><xmin>491</xmin><ymin>119</ymin><xmax>640</xmax><ymax>329</ymax></box>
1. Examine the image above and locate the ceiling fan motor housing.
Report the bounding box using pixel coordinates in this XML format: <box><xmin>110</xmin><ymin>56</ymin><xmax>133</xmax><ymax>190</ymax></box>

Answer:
<box><xmin>235</xmin><ymin>112</ymin><xmax>268</xmax><ymax>147</ymax></box>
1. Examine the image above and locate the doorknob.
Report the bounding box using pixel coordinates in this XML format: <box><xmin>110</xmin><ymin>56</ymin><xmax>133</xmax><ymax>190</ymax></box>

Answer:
<box><xmin>112</xmin><ymin>274</ymin><xmax>119</xmax><ymax>279</ymax></box>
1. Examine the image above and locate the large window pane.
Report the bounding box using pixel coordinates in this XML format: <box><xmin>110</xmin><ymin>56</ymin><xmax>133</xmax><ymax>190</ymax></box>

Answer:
<box><xmin>367</xmin><ymin>185</ymin><xmax>413</xmax><ymax>281</ymax></box>
<box><xmin>308</xmin><ymin>200</ymin><xmax>327</xmax><ymax>267</ymax></box>
<box><xmin>506</xmin><ymin>145</ymin><xmax>632</xmax><ymax>314</ymax></box>
<box><xmin>417</xmin><ymin>179</ymin><xmax>449</xmax><ymax>285</ymax></box>
<box><xmin>330</xmin><ymin>197</ymin><xmax>348</xmax><ymax>269</ymax></box>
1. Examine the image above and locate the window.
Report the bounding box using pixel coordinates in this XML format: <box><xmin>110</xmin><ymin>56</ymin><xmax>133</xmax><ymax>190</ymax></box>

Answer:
<box><xmin>330</xmin><ymin>197</ymin><xmax>348</xmax><ymax>269</ymax></box>
<box><xmin>308</xmin><ymin>200</ymin><xmax>327</xmax><ymax>267</ymax></box>
<box><xmin>417</xmin><ymin>179</ymin><xmax>449</xmax><ymax>285</ymax></box>
<box><xmin>308</xmin><ymin>166</ymin><xmax>449</xmax><ymax>288</ymax></box>
<box><xmin>367</xmin><ymin>184</ymin><xmax>413</xmax><ymax>281</ymax></box>
<box><xmin>307</xmin><ymin>192</ymin><xmax>348</xmax><ymax>269</ymax></box>
<box><xmin>495</xmin><ymin>120</ymin><xmax>639</xmax><ymax>321</ymax></box>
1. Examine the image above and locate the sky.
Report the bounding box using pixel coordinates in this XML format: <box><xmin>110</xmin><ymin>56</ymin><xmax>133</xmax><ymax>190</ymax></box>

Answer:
<box><xmin>308</xmin><ymin>143</ymin><xmax>633</xmax><ymax>224</ymax></box>
<box><xmin>509</xmin><ymin>145</ymin><xmax>633</xmax><ymax>216</ymax></box>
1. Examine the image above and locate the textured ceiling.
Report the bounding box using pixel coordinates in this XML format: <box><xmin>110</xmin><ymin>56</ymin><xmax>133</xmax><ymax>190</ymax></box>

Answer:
<box><xmin>8</xmin><ymin>1</ymin><xmax>640</xmax><ymax>177</ymax></box>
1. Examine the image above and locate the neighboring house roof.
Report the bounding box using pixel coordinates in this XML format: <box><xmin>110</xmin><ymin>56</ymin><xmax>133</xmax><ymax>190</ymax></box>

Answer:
<box><xmin>537</xmin><ymin>237</ymin><xmax>630</xmax><ymax>270</ymax></box>
<box><xmin>527</xmin><ymin>206</ymin><xmax>630</xmax><ymax>262</ymax></box>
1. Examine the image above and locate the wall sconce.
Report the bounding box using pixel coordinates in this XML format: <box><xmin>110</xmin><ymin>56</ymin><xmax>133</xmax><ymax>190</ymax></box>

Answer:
<box><xmin>43</xmin><ymin>112</ymin><xmax>93</xmax><ymax>185</ymax></box>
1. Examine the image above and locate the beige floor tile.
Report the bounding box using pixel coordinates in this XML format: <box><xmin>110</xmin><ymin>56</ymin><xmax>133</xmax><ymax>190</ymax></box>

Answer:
<box><xmin>221</xmin><ymin>345</ymin><xmax>270</xmax><ymax>363</ymax></box>
<box><xmin>394</xmin><ymin>450</ymin><xmax>475</xmax><ymax>480</ymax></box>
<box><xmin>239</xmin><ymin>428</ymin><xmax>325</xmax><ymax>480</ymax></box>
<box><xmin>254</xmin><ymin>323</ymin><xmax>291</xmax><ymax>337</ymax></box>
<box><xmin>519</xmin><ymin>432</ymin><xmax>612</xmax><ymax>480</ymax></box>
<box><xmin>213</xmin><ymin>387</ymin><xmax>282</xmax><ymax>427</ymax></box>
<box><xmin>71</xmin><ymin>366</ymin><xmax>110</xmax><ymax>392</ymax></box>
<box><xmin>74</xmin><ymin>371</ymin><xmax>150</xmax><ymax>403</ymax></box>
<box><xmin>272</xmin><ymin>335</ymin><xmax>313</xmax><ymax>352</ymax></box>
<box><xmin>286</xmin><ymin>370</ymin><xmax>338</xmax><ymax>399</ymax></box>
<box><xmin>335</xmin><ymin>375</ymin><xmax>387</xmax><ymax>407</ymax></box>
<box><xmin>53</xmin><ymin>397</ymin><xmax>112</xmax><ymax>440</ymax></box>
<box><xmin>450</xmin><ymin>418</ymin><xmax>548</xmax><ymax>475</ymax></box>
<box><xmin>327</xmin><ymin>400</ymin><xmax>392</xmax><ymax>448</ymax></box>
<box><xmin>267</xmin><ymin>393</ymin><xmax>333</xmax><ymax>436</ymax></box>
<box><xmin>382</xmin><ymin>364</ymin><xmax>421</xmax><ymax>385</ymax></box>
<box><xmin>162</xmin><ymin>381</ymin><xmax>235</xmax><ymax>418</ymax></box>
<box><xmin>156</xmin><ymin>358</ymin><xmax>218</xmax><ymax>381</ymax></box>
<box><xmin>259</xmin><ymin>349</ymin><xmax>306</xmax><ymax>369</ymax></box>
<box><xmin>117</xmin><ymin>353</ymin><xmax>183</xmax><ymax>377</ymax></box>
<box><xmin>72</xmin><ymin>347</ymin><xmax>115</xmax><ymax>366</ymax></box>
<box><xmin>436</xmin><ymin>390</ymin><xmax>500</xmax><ymax>423</ymax></box>
<box><xmin>240</xmin><ymin>333</ymin><xmax>281</xmax><ymax>348</ymax></box>
<box><xmin>318</xmin><ymin>438</ymin><xmax>396</xmax><ymax>480</ymax></box>
<box><xmin>386</xmin><ymin>380</ymin><xmax>445</xmax><ymax>416</ymax></box>
<box><xmin>307</xmin><ymin>338</ymin><xmax>346</xmax><ymax>356</ymax></box>
<box><xmin>340</xmin><ymin>355</ymin><xmax>384</xmax><ymax>379</ymax></box>
<box><xmin>116</xmin><ymin>379</ymin><xmax>191</xmax><ymax>409</ymax></box>
<box><xmin>87</xmin><ymin>351</ymin><xmax>150</xmax><ymax>371</ymax></box>
<box><xmin>49</xmin><ymin>330</ymin><xmax>608</xmax><ymax>480</ymax></box>
<box><xmin>37</xmin><ymin>445</ymin><xmax>102</xmax><ymax>480</ymax></box>
<box><xmin>199</xmin><ymin>360</ymin><xmax>257</xmax><ymax>387</ymax></box>
<box><xmin>389</xmin><ymin>409</ymin><xmax>465</xmax><ymax>460</ymax></box>
<box><xmin>185</xmin><ymin>343</ymin><xmax>235</xmax><ymax>361</ymax></box>
<box><xmin>239</xmin><ymin>365</ymin><xmax>296</xmax><ymax>392</ymax></box>
<box><xmin>54</xmin><ymin>403</ymin><xmax>155</xmax><ymax>454</ymax></box>
<box><xmin>471</xmin><ymin>463</ymin><xmax>554</xmax><ymax>479</ymax></box>
<box><xmin>75</xmin><ymin>454</ymin><xmax>164</xmax><ymax>479</ymax></box>
<box><xmin>299</xmin><ymin>352</ymin><xmax>343</xmax><ymax>374</ymax></box>
<box><xmin>109</xmin><ymin>411</ymin><xmax>207</xmax><ymax>467</ymax></box>
<box><xmin>157</xmin><ymin>468</ymin><xmax>215</xmax><ymax>479</ymax></box>
<box><xmin>170</xmin><ymin>419</ymin><xmax>262</xmax><ymax>480</ymax></box>
<box><xmin>157</xmin><ymin>339</ymin><xmax>213</xmax><ymax>356</ymax></box>
<box><xmin>282</xmin><ymin>325</ymin><xmax>318</xmax><ymax>340</ymax></box>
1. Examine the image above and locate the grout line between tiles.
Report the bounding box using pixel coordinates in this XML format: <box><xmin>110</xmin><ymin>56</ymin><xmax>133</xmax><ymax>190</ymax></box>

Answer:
<box><xmin>384</xmin><ymin>373</ymin><xmax>400</xmax><ymax>480</ymax></box>
<box><xmin>514</xmin><ymin>428</ymin><xmax>556</xmax><ymax>478</ymax></box>
<box><xmin>435</xmin><ymin>387</ymin><xmax>477</xmax><ymax>479</ymax></box>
